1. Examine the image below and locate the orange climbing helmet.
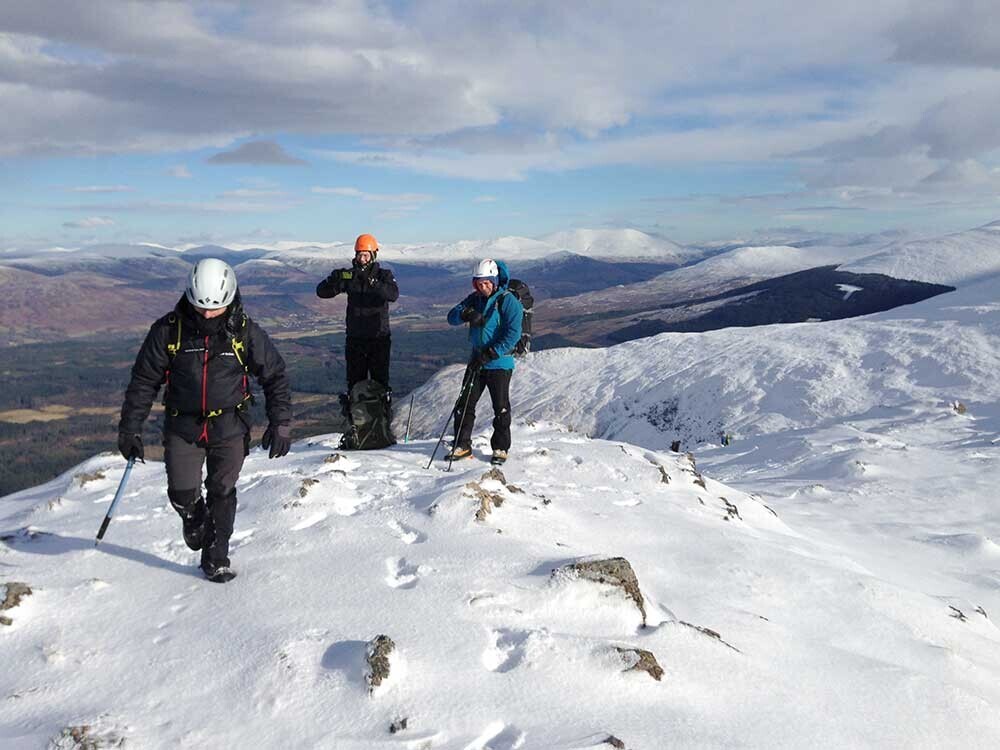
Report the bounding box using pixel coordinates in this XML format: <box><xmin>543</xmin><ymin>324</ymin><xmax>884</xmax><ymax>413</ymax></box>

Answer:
<box><xmin>354</xmin><ymin>233</ymin><xmax>378</xmax><ymax>255</ymax></box>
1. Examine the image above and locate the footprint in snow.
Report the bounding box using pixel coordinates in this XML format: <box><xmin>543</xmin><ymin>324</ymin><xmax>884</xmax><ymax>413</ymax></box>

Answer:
<box><xmin>385</xmin><ymin>556</ymin><xmax>426</xmax><ymax>589</ymax></box>
<box><xmin>465</xmin><ymin>721</ymin><xmax>526</xmax><ymax>750</ymax></box>
<box><xmin>613</xmin><ymin>497</ymin><xmax>642</xmax><ymax>508</ymax></box>
<box><xmin>291</xmin><ymin>512</ymin><xmax>328</xmax><ymax>531</ymax></box>
<box><xmin>388</xmin><ymin>518</ymin><xmax>426</xmax><ymax>545</ymax></box>
<box><xmin>482</xmin><ymin>628</ymin><xmax>532</xmax><ymax>673</ymax></box>
<box><xmin>230</xmin><ymin>528</ymin><xmax>255</xmax><ymax>550</ymax></box>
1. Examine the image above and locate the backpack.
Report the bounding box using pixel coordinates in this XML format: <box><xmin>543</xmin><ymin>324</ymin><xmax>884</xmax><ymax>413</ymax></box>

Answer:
<box><xmin>504</xmin><ymin>278</ymin><xmax>534</xmax><ymax>356</ymax></box>
<box><xmin>338</xmin><ymin>379</ymin><xmax>396</xmax><ymax>450</ymax></box>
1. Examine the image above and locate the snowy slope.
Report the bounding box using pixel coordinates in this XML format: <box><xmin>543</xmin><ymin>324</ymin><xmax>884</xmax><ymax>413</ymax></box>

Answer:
<box><xmin>4</xmin><ymin>234</ymin><xmax>1000</xmax><ymax>748</ymax></box>
<box><xmin>393</xmin><ymin>273</ymin><xmax>1000</xmax><ymax>747</ymax></box>
<box><xmin>541</xmin><ymin>229</ymin><xmax>691</xmax><ymax>263</ymax></box>
<box><xmin>4</xmin><ymin>421</ymin><xmax>1000</xmax><ymax>748</ymax></box>
<box><xmin>841</xmin><ymin>221</ymin><xmax>1000</xmax><ymax>285</ymax></box>
<box><xmin>539</xmin><ymin>238</ymin><xmax>891</xmax><ymax>318</ymax></box>
<box><xmin>408</xmin><ymin>275</ymin><xmax>1000</xmax><ymax>448</ymax></box>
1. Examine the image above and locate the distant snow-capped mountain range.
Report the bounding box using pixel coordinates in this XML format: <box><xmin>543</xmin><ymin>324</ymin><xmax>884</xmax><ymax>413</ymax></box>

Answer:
<box><xmin>0</xmin><ymin>228</ymin><xmax>694</xmax><ymax>266</ymax></box>
<box><xmin>1</xmin><ymin>222</ymin><xmax>998</xmax><ymax>348</ymax></box>
<box><xmin>4</xmin><ymin>222</ymin><xmax>997</xmax><ymax>286</ymax></box>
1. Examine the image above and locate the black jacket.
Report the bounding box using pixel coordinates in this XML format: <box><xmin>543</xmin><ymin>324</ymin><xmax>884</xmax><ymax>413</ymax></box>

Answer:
<box><xmin>316</xmin><ymin>260</ymin><xmax>399</xmax><ymax>339</ymax></box>
<box><xmin>119</xmin><ymin>296</ymin><xmax>292</xmax><ymax>444</ymax></box>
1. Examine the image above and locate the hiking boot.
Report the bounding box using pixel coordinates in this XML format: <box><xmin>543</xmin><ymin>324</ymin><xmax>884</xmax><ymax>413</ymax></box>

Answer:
<box><xmin>444</xmin><ymin>446</ymin><xmax>473</xmax><ymax>461</ymax></box>
<box><xmin>181</xmin><ymin>503</ymin><xmax>208</xmax><ymax>551</ymax></box>
<box><xmin>491</xmin><ymin>449</ymin><xmax>508</xmax><ymax>465</ymax></box>
<box><xmin>201</xmin><ymin>560</ymin><xmax>237</xmax><ymax>583</ymax></box>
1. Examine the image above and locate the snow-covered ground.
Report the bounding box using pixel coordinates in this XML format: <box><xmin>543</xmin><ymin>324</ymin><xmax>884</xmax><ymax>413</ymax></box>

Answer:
<box><xmin>4</xmin><ymin>414</ymin><xmax>1000</xmax><ymax>748</ymax></box>
<box><xmin>3</xmin><ymin>229</ymin><xmax>1000</xmax><ymax>748</ymax></box>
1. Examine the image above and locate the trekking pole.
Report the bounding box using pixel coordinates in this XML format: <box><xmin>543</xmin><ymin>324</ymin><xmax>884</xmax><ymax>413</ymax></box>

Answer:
<box><xmin>95</xmin><ymin>457</ymin><xmax>136</xmax><ymax>547</ymax></box>
<box><xmin>448</xmin><ymin>366</ymin><xmax>480</xmax><ymax>473</ymax></box>
<box><xmin>426</xmin><ymin>407</ymin><xmax>454</xmax><ymax>470</ymax></box>
<box><xmin>404</xmin><ymin>395</ymin><xmax>414</xmax><ymax>444</ymax></box>
<box><xmin>425</xmin><ymin>366</ymin><xmax>477</xmax><ymax>469</ymax></box>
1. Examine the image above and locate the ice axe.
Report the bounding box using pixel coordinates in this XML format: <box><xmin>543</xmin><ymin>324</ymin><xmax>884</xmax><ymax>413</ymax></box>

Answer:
<box><xmin>94</xmin><ymin>457</ymin><xmax>135</xmax><ymax>547</ymax></box>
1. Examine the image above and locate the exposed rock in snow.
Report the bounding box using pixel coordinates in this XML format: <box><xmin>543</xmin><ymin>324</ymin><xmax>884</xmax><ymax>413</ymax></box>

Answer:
<box><xmin>560</xmin><ymin>558</ymin><xmax>648</xmax><ymax>627</ymax></box>
<box><xmin>0</xmin><ymin>581</ymin><xmax>32</xmax><ymax>626</ymax></box>
<box><xmin>48</xmin><ymin>719</ymin><xmax>126</xmax><ymax>749</ymax></box>
<box><xmin>615</xmin><ymin>646</ymin><xmax>664</xmax><ymax>681</ymax></box>
<box><xmin>388</xmin><ymin>716</ymin><xmax>407</xmax><ymax>734</ymax></box>
<box><xmin>365</xmin><ymin>634</ymin><xmax>396</xmax><ymax>695</ymax></box>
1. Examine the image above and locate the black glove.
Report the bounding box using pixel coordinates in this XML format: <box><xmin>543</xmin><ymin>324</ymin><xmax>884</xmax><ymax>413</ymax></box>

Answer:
<box><xmin>474</xmin><ymin>347</ymin><xmax>499</xmax><ymax>367</ymax></box>
<box><xmin>351</xmin><ymin>268</ymin><xmax>371</xmax><ymax>292</ymax></box>
<box><xmin>261</xmin><ymin>423</ymin><xmax>292</xmax><ymax>459</ymax></box>
<box><xmin>117</xmin><ymin>431</ymin><xmax>144</xmax><ymax>462</ymax></box>
<box><xmin>339</xmin><ymin>268</ymin><xmax>356</xmax><ymax>290</ymax></box>
<box><xmin>460</xmin><ymin>307</ymin><xmax>484</xmax><ymax>327</ymax></box>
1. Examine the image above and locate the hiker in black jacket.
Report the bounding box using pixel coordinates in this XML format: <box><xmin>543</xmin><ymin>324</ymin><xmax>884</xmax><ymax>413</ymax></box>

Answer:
<box><xmin>118</xmin><ymin>258</ymin><xmax>292</xmax><ymax>583</ymax></box>
<box><xmin>316</xmin><ymin>233</ymin><xmax>399</xmax><ymax>392</ymax></box>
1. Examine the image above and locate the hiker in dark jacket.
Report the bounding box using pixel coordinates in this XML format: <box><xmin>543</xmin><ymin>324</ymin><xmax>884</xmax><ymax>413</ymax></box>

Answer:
<box><xmin>445</xmin><ymin>258</ymin><xmax>523</xmax><ymax>465</ymax></box>
<box><xmin>316</xmin><ymin>233</ymin><xmax>399</xmax><ymax>392</ymax></box>
<box><xmin>118</xmin><ymin>258</ymin><xmax>292</xmax><ymax>582</ymax></box>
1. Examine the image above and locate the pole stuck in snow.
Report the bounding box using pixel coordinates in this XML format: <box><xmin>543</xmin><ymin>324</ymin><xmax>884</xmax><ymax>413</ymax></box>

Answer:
<box><xmin>404</xmin><ymin>394</ymin><xmax>414</xmax><ymax>443</ymax></box>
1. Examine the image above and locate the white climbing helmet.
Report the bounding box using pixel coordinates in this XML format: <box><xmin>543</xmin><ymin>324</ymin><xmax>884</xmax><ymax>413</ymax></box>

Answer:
<box><xmin>185</xmin><ymin>258</ymin><xmax>238</xmax><ymax>309</ymax></box>
<box><xmin>473</xmin><ymin>258</ymin><xmax>498</xmax><ymax>279</ymax></box>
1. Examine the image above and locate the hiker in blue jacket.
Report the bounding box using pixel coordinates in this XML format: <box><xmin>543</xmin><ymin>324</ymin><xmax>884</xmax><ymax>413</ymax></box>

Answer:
<box><xmin>446</xmin><ymin>258</ymin><xmax>523</xmax><ymax>465</ymax></box>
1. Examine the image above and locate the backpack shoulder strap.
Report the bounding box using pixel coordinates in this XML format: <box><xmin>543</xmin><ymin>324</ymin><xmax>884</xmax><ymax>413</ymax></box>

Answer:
<box><xmin>166</xmin><ymin>314</ymin><xmax>182</xmax><ymax>359</ymax></box>
<box><xmin>229</xmin><ymin>314</ymin><xmax>249</xmax><ymax>372</ymax></box>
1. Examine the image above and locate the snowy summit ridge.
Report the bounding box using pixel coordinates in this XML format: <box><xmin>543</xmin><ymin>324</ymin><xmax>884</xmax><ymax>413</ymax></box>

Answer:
<box><xmin>3</xmin><ymin>228</ymin><xmax>1000</xmax><ymax>747</ymax></box>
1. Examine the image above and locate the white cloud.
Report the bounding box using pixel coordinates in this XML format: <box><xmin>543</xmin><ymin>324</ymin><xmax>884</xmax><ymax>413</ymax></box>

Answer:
<box><xmin>67</xmin><ymin>185</ymin><xmax>133</xmax><ymax>193</ymax></box>
<box><xmin>218</xmin><ymin>188</ymin><xmax>286</xmax><ymax>199</ymax></box>
<box><xmin>311</xmin><ymin>186</ymin><xmax>433</xmax><ymax>204</ymax></box>
<box><xmin>474</xmin><ymin>195</ymin><xmax>497</xmax><ymax>203</ymax></box>
<box><xmin>63</xmin><ymin>216</ymin><xmax>115</xmax><ymax>228</ymax></box>
<box><xmin>0</xmin><ymin>0</ymin><xmax>922</xmax><ymax>157</ymax></box>
<box><xmin>168</xmin><ymin>164</ymin><xmax>192</xmax><ymax>178</ymax></box>
<box><xmin>313</xmin><ymin>187</ymin><xmax>365</xmax><ymax>198</ymax></box>
<box><xmin>3</xmin><ymin>0</ymin><xmax>1000</xmax><ymax>218</ymax></box>
<box><xmin>55</xmin><ymin>199</ymin><xmax>296</xmax><ymax>215</ymax></box>
<box><xmin>890</xmin><ymin>1</ymin><xmax>1000</xmax><ymax>69</ymax></box>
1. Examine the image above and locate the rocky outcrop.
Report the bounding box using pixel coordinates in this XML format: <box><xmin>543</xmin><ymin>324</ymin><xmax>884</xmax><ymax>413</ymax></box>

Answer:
<box><xmin>559</xmin><ymin>558</ymin><xmax>648</xmax><ymax>627</ymax></box>
<box><xmin>49</xmin><ymin>723</ymin><xmax>125</xmax><ymax>748</ymax></box>
<box><xmin>75</xmin><ymin>470</ymin><xmax>106</xmax><ymax>487</ymax></box>
<box><xmin>466</xmin><ymin>468</ymin><xmax>522</xmax><ymax>521</ymax></box>
<box><xmin>1</xmin><ymin>581</ymin><xmax>32</xmax><ymax>626</ymax></box>
<box><xmin>615</xmin><ymin>646</ymin><xmax>664</xmax><ymax>681</ymax></box>
<box><xmin>683</xmin><ymin>453</ymin><xmax>707</xmax><ymax>489</ymax></box>
<box><xmin>366</xmin><ymin>634</ymin><xmax>396</xmax><ymax>694</ymax></box>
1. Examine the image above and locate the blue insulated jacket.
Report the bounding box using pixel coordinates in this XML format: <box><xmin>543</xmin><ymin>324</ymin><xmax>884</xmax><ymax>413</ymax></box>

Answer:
<box><xmin>447</xmin><ymin>260</ymin><xmax>523</xmax><ymax>371</ymax></box>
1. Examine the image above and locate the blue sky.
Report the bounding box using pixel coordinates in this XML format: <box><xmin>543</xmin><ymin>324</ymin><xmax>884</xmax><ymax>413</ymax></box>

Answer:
<box><xmin>3</xmin><ymin>1</ymin><xmax>1000</xmax><ymax>250</ymax></box>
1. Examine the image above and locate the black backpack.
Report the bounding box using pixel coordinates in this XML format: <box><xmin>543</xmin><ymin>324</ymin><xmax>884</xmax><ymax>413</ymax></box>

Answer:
<box><xmin>504</xmin><ymin>278</ymin><xmax>534</xmax><ymax>356</ymax></box>
<box><xmin>338</xmin><ymin>379</ymin><xmax>396</xmax><ymax>450</ymax></box>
